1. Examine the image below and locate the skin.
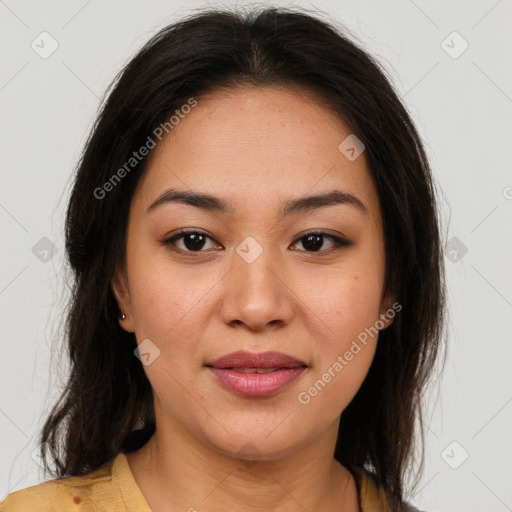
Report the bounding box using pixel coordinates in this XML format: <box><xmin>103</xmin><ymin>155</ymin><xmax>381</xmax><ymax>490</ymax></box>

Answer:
<box><xmin>112</xmin><ymin>84</ymin><xmax>395</xmax><ymax>512</ymax></box>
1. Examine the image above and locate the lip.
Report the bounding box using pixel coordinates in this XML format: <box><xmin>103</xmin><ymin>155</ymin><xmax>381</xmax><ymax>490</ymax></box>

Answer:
<box><xmin>205</xmin><ymin>351</ymin><xmax>308</xmax><ymax>398</ymax></box>
<box><xmin>206</xmin><ymin>350</ymin><xmax>306</xmax><ymax>369</ymax></box>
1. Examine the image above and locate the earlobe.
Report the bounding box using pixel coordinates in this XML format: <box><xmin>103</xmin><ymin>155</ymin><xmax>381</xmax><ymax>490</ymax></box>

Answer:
<box><xmin>378</xmin><ymin>310</ymin><xmax>394</xmax><ymax>331</ymax></box>
<box><xmin>111</xmin><ymin>268</ymin><xmax>135</xmax><ymax>333</ymax></box>
<box><xmin>378</xmin><ymin>293</ymin><xmax>399</xmax><ymax>331</ymax></box>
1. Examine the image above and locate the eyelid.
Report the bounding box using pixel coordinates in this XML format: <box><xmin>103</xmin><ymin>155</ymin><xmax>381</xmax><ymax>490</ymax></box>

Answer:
<box><xmin>293</xmin><ymin>228</ymin><xmax>350</xmax><ymax>243</ymax></box>
<box><xmin>290</xmin><ymin>230</ymin><xmax>352</xmax><ymax>251</ymax></box>
<box><xmin>162</xmin><ymin>228</ymin><xmax>351</xmax><ymax>254</ymax></box>
<box><xmin>163</xmin><ymin>228</ymin><xmax>221</xmax><ymax>250</ymax></box>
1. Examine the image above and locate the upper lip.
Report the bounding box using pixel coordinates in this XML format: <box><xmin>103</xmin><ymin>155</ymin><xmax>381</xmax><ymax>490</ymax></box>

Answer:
<box><xmin>205</xmin><ymin>351</ymin><xmax>307</xmax><ymax>369</ymax></box>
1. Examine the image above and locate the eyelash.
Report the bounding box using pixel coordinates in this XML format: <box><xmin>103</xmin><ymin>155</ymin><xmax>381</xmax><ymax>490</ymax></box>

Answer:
<box><xmin>162</xmin><ymin>229</ymin><xmax>351</xmax><ymax>255</ymax></box>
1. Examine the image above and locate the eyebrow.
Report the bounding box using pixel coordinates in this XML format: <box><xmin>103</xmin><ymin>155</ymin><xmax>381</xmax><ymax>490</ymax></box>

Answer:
<box><xmin>147</xmin><ymin>187</ymin><xmax>367</xmax><ymax>216</ymax></box>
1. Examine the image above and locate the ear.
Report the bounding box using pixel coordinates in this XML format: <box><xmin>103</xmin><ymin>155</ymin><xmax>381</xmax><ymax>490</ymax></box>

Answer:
<box><xmin>378</xmin><ymin>289</ymin><xmax>400</xmax><ymax>331</ymax></box>
<box><xmin>111</xmin><ymin>266</ymin><xmax>135</xmax><ymax>333</ymax></box>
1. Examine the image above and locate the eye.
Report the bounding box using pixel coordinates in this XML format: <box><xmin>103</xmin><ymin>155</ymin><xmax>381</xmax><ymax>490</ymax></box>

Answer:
<box><xmin>290</xmin><ymin>231</ymin><xmax>351</xmax><ymax>253</ymax></box>
<box><xmin>162</xmin><ymin>229</ymin><xmax>220</xmax><ymax>253</ymax></box>
<box><xmin>162</xmin><ymin>229</ymin><xmax>351</xmax><ymax>255</ymax></box>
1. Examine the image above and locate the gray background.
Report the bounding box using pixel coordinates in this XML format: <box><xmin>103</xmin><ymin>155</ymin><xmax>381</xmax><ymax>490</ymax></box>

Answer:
<box><xmin>1</xmin><ymin>1</ymin><xmax>511</xmax><ymax>510</ymax></box>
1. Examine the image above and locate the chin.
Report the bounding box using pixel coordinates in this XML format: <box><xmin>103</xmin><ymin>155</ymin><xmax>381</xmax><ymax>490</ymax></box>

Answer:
<box><xmin>199</xmin><ymin>420</ymin><xmax>318</xmax><ymax>463</ymax></box>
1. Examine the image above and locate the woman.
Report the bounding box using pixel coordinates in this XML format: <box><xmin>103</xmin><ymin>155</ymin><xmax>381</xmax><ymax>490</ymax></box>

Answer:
<box><xmin>1</xmin><ymin>6</ymin><xmax>445</xmax><ymax>511</ymax></box>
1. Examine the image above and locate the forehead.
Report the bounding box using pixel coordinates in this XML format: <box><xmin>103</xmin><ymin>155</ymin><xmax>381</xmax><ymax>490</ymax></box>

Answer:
<box><xmin>134</xmin><ymin>85</ymin><xmax>380</xmax><ymax>219</ymax></box>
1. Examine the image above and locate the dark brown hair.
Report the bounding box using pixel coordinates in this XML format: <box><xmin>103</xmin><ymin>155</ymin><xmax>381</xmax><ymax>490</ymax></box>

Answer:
<box><xmin>40</xmin><ymin>6</ymin><xmax>446</xmax><ymax>510</ymax></box>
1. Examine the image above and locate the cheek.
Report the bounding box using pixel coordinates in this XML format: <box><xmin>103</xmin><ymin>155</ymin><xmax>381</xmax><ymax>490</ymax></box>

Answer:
<box><xmin>129</xmin><ymin>270</ymin><xmax>179</xmax><ymax>337</ymax></box>
<box><xmin>296</xmin><ymin>341</ymin><xmax>376</xmax><ymax>429</ymax></box>
<box><xmin>129</xmin><ymin>270</ymin><xmax>207</xmax><ymax>344</ymax></box>
<box><xmin>125</xmin><ymin>231</ymin><xmax>194</xmax><ymax>335</ymax></box>
<box><xmin>126</xmin><ymin>245</ymin><xmax>223</xmax><ymax>367</ymax></box>
<box><xmin>126</xmin><ymin>265</ymin><xmax>210</xmax><ymax>401</ymax></box>
<box><xmin>295</xmin><ymin>277</ymin><xmax>381</xmax><ymax>421</ymax></box>
<box><xmin>306</xmin><ymin>269</ymin><xmax>384</xmax><ymax>347</ymax></box>
<box><xmin>295</xmin><ymin>264</ymin><xmax>383</xmax><ymax>414</ymax></box>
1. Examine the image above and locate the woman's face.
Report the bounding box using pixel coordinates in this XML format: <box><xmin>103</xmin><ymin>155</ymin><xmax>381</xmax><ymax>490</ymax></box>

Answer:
<box><xmin>113</xmin><ymin>85</ymin><xmax>394</xmax><ymax>460</ymax></box>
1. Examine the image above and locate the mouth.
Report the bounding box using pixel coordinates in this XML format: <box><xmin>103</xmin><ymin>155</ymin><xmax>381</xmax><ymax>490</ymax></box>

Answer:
<box><xmin>205</xmin><ymin>351</ymin><xmax>308</xmax><ymax>398</ymax></box>
<box><xmin>219</xmin><ymin>367</ymin><xmax>292</xmax><ymax>374</ymax></box>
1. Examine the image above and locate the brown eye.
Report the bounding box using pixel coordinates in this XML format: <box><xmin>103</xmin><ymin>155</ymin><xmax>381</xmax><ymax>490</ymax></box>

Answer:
<box><xmin>290</xmin><ymin>232</ymin><xmax>351</xmax><ymax>253</ymax></box>
<box><xmin>163</xmin><ymin>230</ymin><xmax>220</xmax><ymax>253</ymax></box>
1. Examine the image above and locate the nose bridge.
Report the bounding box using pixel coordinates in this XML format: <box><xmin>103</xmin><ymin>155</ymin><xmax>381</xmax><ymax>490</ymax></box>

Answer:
<box><xmin>237</xmin><ymin>237</ymin><xmax>279</xmax><ymax>291</ymax></box>
<box><xmin>234</xmin><ymin>234</ymin><xmax>281</xmax><ymax>299</ymax></box>
<box><xmin>219</xmin><ymin>235</ymin><xmax>294</xmax><ymax>329</ymax></box>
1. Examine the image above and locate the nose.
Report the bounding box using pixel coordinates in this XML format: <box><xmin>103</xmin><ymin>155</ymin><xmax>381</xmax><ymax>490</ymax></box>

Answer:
<box><xmin>218</xmin><ymin>241</ymin><xmax>295</xmax><ymax>332</ymax></box>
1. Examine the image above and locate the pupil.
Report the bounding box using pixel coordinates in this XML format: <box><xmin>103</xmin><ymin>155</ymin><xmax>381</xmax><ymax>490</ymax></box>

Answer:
<box><xmin>303</xmin><ymin>234</ymin><xmax>322</xmax><ymax>252</ymax></box>
<box><xmin>184</xmin><ymin>233</ymin><xmax>205</xmax><ymax>251</ymax></box>
<box><xmin>181</xmin><ymin>233</ymin><xmax>325</xmax><ymax>252</ymax></box>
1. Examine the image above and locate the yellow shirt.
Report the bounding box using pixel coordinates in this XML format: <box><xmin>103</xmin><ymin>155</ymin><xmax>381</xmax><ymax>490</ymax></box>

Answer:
<box><xmin>0</xmin><ymin>452</ymin><xmax>410</xmax><ymax>511</ymax></box>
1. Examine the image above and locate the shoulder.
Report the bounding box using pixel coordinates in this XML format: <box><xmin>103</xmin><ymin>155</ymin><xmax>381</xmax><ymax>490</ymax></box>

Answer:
<box><xmin>0</xmin><ymin>458</ymin><xmax>115</xmax><ymax>512</ymax></box>
<box><xmin>351</xmin><ymin>466</ymin><xmax>425</xmax><ymax>512</ymax></box>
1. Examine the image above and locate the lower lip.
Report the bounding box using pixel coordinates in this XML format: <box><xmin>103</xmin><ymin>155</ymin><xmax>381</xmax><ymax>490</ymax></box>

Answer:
<box><xmin>206</xmin><ymin>367</ymin><xmax>307</xmax><ymax>397</ymax></box>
